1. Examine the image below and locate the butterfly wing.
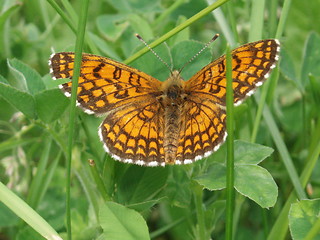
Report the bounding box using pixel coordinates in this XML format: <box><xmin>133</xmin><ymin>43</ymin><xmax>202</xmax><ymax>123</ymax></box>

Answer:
<box><xmin>49</xmin><ymin>52</ymin><xmax>162</xmax><ymax>114</ymax></box>
<box><xmin>50</xmin><ymin>52</ymin><xmax>166</xmax><ymax>165</ymax></box>
<box><xmin>175</xmin><ymin>97</ymin><xmax>227</xmax><ymax>164</ymax></box>
<box><xmin>176</xmin><ymin>39</ymin><xmax>280</xmax><ymax>163</ymax></box>
<box><xmin>99</xmin><ymin>100</ymin><xmax>165</xmax><ymax>166</ymax></box>
<box><xmin>185</xmin><ymin>39</ymin><xmax>280</xmax><ymax>106</ymax></box>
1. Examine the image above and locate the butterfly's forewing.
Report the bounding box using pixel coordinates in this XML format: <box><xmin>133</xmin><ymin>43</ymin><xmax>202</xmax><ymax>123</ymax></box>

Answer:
<box><xmin>185</xmin><ymin>39</ymin><xmax>280</xmax><ymax>106</ymax></box>
<box><xmin>49</xmin><ymin>52</ymin><xmax>162</xmax><ymax>115</ymax></box>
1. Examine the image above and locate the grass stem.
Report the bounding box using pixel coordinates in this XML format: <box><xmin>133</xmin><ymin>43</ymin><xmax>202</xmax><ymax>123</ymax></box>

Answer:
<box><xmin>225</xmin><ymin>44</ymin><xmax>235</xmax><ymax>240</ymax></box>
<box><xmin>65</xmin><ymin>0</ymin><xmax>89</xmax><ymax>239</ymax></box>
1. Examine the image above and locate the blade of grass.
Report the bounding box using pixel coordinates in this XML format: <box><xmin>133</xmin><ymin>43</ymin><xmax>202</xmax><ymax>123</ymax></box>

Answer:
<box><xmin>65</xmin><ymin>0</ymin><xmax>89</xmax><ymax>239</ymax></box>
<box><xmin>268</xmin><ymin>0</ymin><xmax>278</xmax><ymax>36</ymax></box>
<box><xmin>0</xmin><ymin>182</ymin><xmax>62</xmax><ymax>240</ymax></box>
<box><xmin>275</xmin><ymin>0</ymin><xmax>292</xmax><ymax>39</ymax></box>
<box><xmin>225</xmin><ymin>44</ymin><xmax>234</xmax><ymax>240</ymax></box>
<box><xmin>88</xmin><ymin>159</ymin><xmax>111</xmax><ymax>201</ymax></box>
<box><xmin>250</xmin><ymin>70</ymin><xmax>275</xmax><ymax>143</ymax></box>
<box><xmin>153</xmin><ymin>0</ymin><xmax>185</xmax><ymax>28</ymax></box>
<box><xmin>303</xmin><ymin>216</ymin><xmax>320</xmax><ymax>240</ymax></box>
<box><xmin>262</xmin><ymin>103</ymin><xmax>306</xmax><ymax>200</ymax></box>
<box><xmin>27</xmin><ymin>138</ymin><xmax>52</xmax><ymax>208</ymax></box>
<box><xmin>79</xmin><ymin>117</ymin><xmax>103</xmax><ymax>168</ymax></box>
<box><xmin>248</xmin><ymin>0</ymin><xmax>269</xmax><ymax>144</ymax></box>
<box><xmin>268</xmin><ymin>0</ymin><xmax>292</xmax><ymax>104</ymax></box>
<box><xmin>266</xmin><ymin>0</ymin><xmax>292</xmax><ymax>103</ymax></box>
<box><xmin>248</xmin><ymin>0</ymin><xmax>266</xmax><ymax>41</ymax></box>
<box><xmin>124</xmin><ymin>0</ymin><xmax>230</xmax><ymax>65</ymax></box>
<box><xmin>226</xmin><ymin>1</ymin><xmax>239</xmax><ymax>45</ymax></box>
<box><xmin>206</xmin><ymin>0</ymin><xmax>236</xmax><ymax>46</ymax></box>
<box><xmin>193</xmin><ymin>182</ymin><xmax>206</xmax><ymax>240</ymax></box>
<box><xmin>61</xmin><ymin>0</ymin><xmax>78</xmax><ymax>24</ymax></box>
<box><xmin>39</xmin><ymin>151</ymin><xmax>62</xmax><ymax>206</ymax></box>
<box><xmin>75</xmin><ymin>167</ymin><xmax>101</xmax><ymax>221</ymax></box>
<box><xmin>248</xmin><ymin>0</ymin><xmax>267</xmax><ymax>140</ymax></box>
<box><xmin>46</xmin><ymin>0</ymin><xmax>76</xmax><ymax>33</ymax></box>
<box><xmin>46</xmin><ymin>0</ymin><xmax>99</xmax><ymax>54</ymax></box>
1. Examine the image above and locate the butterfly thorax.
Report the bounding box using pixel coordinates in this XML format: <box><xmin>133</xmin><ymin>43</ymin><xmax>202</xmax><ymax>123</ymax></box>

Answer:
<box><xmin>159</xmin><ymin>70</ymin><xmax>186</xmax><ymax>164</ymax></box>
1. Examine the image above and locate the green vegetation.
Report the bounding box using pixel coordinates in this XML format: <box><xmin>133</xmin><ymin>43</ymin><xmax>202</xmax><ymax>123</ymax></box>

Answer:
<box><xmin>0</xmin><ymin>0</ymin><xmax>319</xmax><ymax>239</ymax></box>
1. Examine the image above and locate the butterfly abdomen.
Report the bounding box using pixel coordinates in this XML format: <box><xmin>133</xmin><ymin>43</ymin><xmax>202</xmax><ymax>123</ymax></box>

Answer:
<box><xmin>161</xmin><ymin>71</ymin><xmax>186</xmax><ymax>164</ymax></box>
<box><xmin>163</xmin><ymin>103</ymin><xmax>182</xmax><ymax>164</ymax></box>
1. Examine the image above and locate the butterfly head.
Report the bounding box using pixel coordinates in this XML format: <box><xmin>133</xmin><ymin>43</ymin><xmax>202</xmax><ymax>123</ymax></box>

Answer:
<box><xmin>157</xmin><ymin>70</ymin><xmax>186</xmax><ymax>106</ymax></box>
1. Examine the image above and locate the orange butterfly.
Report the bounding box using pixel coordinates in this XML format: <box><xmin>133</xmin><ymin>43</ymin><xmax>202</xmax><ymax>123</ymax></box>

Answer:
<box><xmin>49</xmin><ymin>39</ymin><xmax>280</xmax><ymax>166</ymax></box>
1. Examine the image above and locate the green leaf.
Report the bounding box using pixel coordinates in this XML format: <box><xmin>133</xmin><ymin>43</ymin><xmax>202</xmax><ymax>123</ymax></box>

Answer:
<box><xmin>279</xmin><ymin>47</ymin><xmax>298</xmax><ymax>83</ymax></box>
<box><xmin>171</xmin><ymin>40</ymin><xmax>212</xmax><ymax>80</ymax></box>
<box><xmin>88</xmin><ymin>32</ymin><xmax>121</xmax><ymax>60</ymax></box>
<box><xmin>234</xmin><ymin>140</ymin><xmax>274</xmax><ymax>164</ymax></box>
<box><xmin>35</xmin><ymin>89</ymin><xmax>69</xmax><ymax>123</ymax></box>
<box><xmin>193</xmin><ymin>163</ymin><xmax>226</xmax><ymax>191</ymax></box>
<box><xmin>7</xmin><ymin>58</ymin><xmax>46</xmax><ymax>95</ymax></box>
<box><xmin>68</xmin><ymin>210</ymin><xmax>100</xmax><ymax>240</ymax></box>
<box><xmin>168</xmin><ymin>16</ymin><xmax>190</xmax><ymax>46</ymax></box>
<box><xmin>117</xmin><ymin>165</ymin><xmax>168</xmax><ymax>205</ymax></box>
<box><xmin>165</xmin><ymin>168</ymin><xmax>192</xmax><ymax>207</ymax></box>
<box><xmin>0</xmin><ymin>75</ymin><xmax>36</xmax><ymax>119</ymax></box>
<box><xmin>234</xmin><ymin>165</ymin><xmax>278</xmax><ymax>208</ymax></box>
<box><xmin>289</xmin><ymin>199</ymin><xmax>320</xmax><ymax>240</ymax></box>
<box><xmin>96</xmin><ymin>14</ymin><xmax>129</xmax><ymax>42</ymax></box>
<box><xmin>301</xmin><ymin>32</ymin><xmax>320</xmax><ymax>87</ymax></box>
<box><xmin>106</xmin><ymin>0</ymin><xmax>161</xmax><ymax>13</ymax></box>
<box><xmin>127</xmin><ymin>14</ymin><xmax>154</xmax><ymax>41</ymax></box>
<box><xmin>130</xmin><ymin>43</ymin><xmax>171</xmax><ymax>82</ymax></box>
<box><xmin>99</xmin><ymin>202</ymin><xmax>150</xmax><ymax>240</ymax></box>
<box><xmin>194</xmin><ymin>141</ymin><xmax>277</xmax><ymax>208</ymax></box>
<box><xmin>126</xmin><ymin>199</ymin><xmax>163</xmax><ymax>212</ymax></box>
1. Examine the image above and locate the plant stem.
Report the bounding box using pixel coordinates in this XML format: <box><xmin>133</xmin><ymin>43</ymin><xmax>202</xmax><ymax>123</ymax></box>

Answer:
<box><xmin>225</xmin><ymin>44</ymin><xmax>235</xmax><ymax>240</ymax></box>
<box><xmin>193</xmin><ymin>182</ymin><xmax>207</xmax><ymax>240</ymax></box>
<box><xmin>65</xmin><ymin>0</ymin><xmax>89</xmax><ymax>239</ymax></box>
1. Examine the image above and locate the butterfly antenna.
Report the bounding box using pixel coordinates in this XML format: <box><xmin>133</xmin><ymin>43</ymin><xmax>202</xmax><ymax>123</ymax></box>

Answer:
<box><xmin>179</xmin><ymin>33</ymin><xmax>220</xmax><ymax>74</ymax></box>
<box><xmin>135</xmin><ymin>34</ymin><xmax>173</xmax><ymax>74</ymax></box>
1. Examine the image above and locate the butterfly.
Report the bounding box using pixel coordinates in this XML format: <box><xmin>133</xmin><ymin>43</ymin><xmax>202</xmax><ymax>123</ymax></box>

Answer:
<box><xmin>49</xmin><ymin>38</ymin><xmax>280</xmax><ymax>166</ymax></box>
